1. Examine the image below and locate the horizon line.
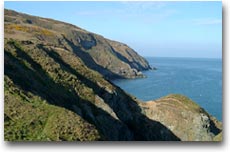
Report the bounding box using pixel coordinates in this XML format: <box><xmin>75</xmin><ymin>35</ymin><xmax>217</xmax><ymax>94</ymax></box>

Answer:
<box><xmin>143</xmin><ymin>56</ymin><xmax>222</xmax><ymax>59</ymax></box>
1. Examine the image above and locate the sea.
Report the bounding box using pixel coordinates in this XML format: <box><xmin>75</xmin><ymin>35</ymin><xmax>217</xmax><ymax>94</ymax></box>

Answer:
<box><xmin>112</xmin><ymin>57</ymin><xmax>222</xmax><ymax>121</ymax></box>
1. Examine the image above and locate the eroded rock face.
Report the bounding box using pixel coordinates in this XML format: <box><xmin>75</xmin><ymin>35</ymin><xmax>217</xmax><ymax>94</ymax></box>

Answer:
<box><xmin>4</xmin><ymin>9</ymin><xmax>151</xmax><ymax>79</ymax></box>
<box><xmin>140</xmin><ymin>94</ymin><xmax>222</xmax><ymax>141</ymax></box>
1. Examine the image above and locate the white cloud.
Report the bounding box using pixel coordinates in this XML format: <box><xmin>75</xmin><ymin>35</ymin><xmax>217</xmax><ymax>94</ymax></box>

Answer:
<box><xmin>119</xmin><ymin>1</ymin><xmax>169</xmax><ymax>16</ymax></box>
<box><xmin>75</xmin><ymin>10</ymin><xmax>113</xmax><ymax>16</ymax></box>
<box><xmin>74</xmin><ymin>2</ymin><xmax>177</xmax><ymax>24</ymax></box>
<box><xmin>121</xmin><ymin>1</ymin><xmax>166</xmax><ymax>11</ymax></box>
<box><xmin>192</xmin><ymin>18</ymin><xmax>222</xmax><ymax>25</ymax></box>
<box><xmin>118</xmin><ymin>2</ymin><xmax>178</xmax><ymax>24</ymax></box>
<box><xmin>74</xmin><ymin>1</ymin><xmax>168</xmax><ymax>16</ymax></box>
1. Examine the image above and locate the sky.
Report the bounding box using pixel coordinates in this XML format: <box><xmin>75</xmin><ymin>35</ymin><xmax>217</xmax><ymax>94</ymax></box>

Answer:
<box><xmin>4</xmin><ymin>1</ymin><xmax>222</xmax><ymax>58</ymax></box>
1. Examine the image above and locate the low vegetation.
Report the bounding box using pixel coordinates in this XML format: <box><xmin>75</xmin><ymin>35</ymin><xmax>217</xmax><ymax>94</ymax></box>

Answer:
<box><xmin>5</xmin><ymin>24</ymin><xmax>54</xmax><ymax>36</ymax></box>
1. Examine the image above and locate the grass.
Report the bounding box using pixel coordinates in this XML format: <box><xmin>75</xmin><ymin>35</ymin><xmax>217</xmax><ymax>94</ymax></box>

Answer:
<box><xmin>4</xmin><ymin>38</ymin><xmax>138</xmax><ymax>141</ymax></box>
<box><xmin>159</xmin><ymin>94</ymin><xmax>203</xmax><ymax>113</ymax></box>
<box><xmin>4</xmin><ymin>76</ymin><xmax>101</xmax><ymax>141</ymax></box>
<box><xmin>4</xmin><ymin>39</ymin><xmax>103</xmax><ymax>141</ymax></box>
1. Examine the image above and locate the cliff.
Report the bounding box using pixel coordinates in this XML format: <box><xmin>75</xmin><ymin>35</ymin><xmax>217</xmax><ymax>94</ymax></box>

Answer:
<box><xmin>4</xmin><ymin>9</ymin><xmax>151</xmax><ymax>79</ymax></box>
<box><xmin>140</xmin><ymin>95</ymin><xmax>222</xmax><ymax>141</ymax></box>
<box><xmin>4</xmin><ymin>9</ymin><xmax>222</xmax><ymax>141</ymax></box>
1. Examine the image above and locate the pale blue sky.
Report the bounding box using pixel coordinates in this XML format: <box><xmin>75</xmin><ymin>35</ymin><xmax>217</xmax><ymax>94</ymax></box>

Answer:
<box><xmin>5</xmin><ymin>1</ymin><xmax>222</xmax><ymax>58</ymax></box>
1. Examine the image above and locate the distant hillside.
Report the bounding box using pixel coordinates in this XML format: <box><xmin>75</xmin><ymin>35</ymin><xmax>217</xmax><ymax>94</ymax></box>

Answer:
<box><xmin>4</xmin><ymin>9</ymin><xmax>222</xmax><ymax>141</ymax></box>
<box><xmin>4</xmin><ymin>9</ymin><xmax>152</xmax><ymax>79</ymax></box>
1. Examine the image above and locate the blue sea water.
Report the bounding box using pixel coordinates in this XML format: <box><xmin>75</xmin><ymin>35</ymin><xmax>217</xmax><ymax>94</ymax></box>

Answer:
<box><xmin>112</xmin><ymin>57</ymin><xmax>222</xmax><ymax>121</ymax></box>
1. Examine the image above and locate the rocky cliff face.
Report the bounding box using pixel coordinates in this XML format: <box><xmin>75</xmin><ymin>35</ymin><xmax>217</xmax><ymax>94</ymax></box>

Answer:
<box><xmin>4</xmin><ymin>9</ymin><xmax>222</xmax><ymax>141</ymax></box>
<box><xmin>140</xmin><ymin>95</ymin><xmax>222</xmax><ymax>141</ymax></box>
<box><xmin>4</xmin><ymin>9</ymin><xmax>151</xmax><ymax>79</ymax></box>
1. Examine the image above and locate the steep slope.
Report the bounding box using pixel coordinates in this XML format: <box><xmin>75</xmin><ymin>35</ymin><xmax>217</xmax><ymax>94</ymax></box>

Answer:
<box><xmin>5</xmin><ymin>77</ymin><xmax>101</xmax><ymax>141</ymax></box>
<box><xmin>4</xmin><ymin>9</ymin><xmax>152</xmax><ymax>79</ymax></box>
<box><xmin>4</xmin><ymin>9</ymin><xmax>222</xmax><ymax>141</ymax></box>
<box><xmin>4</xmin><ymin>39</ymin><xmax>178</xmax><ymax>141</ymax></box>
<box><xmin>140</xmin><ymin>95</ymin><xmax>222</xmax><ymax>141</ymax></box>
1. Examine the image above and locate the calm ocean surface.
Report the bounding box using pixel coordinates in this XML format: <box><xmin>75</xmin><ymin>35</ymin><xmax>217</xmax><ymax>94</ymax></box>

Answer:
<box><xmin>112</xmin><ymin>57</ymin><xmax>222</xmax><ymax>121</ymax></box>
